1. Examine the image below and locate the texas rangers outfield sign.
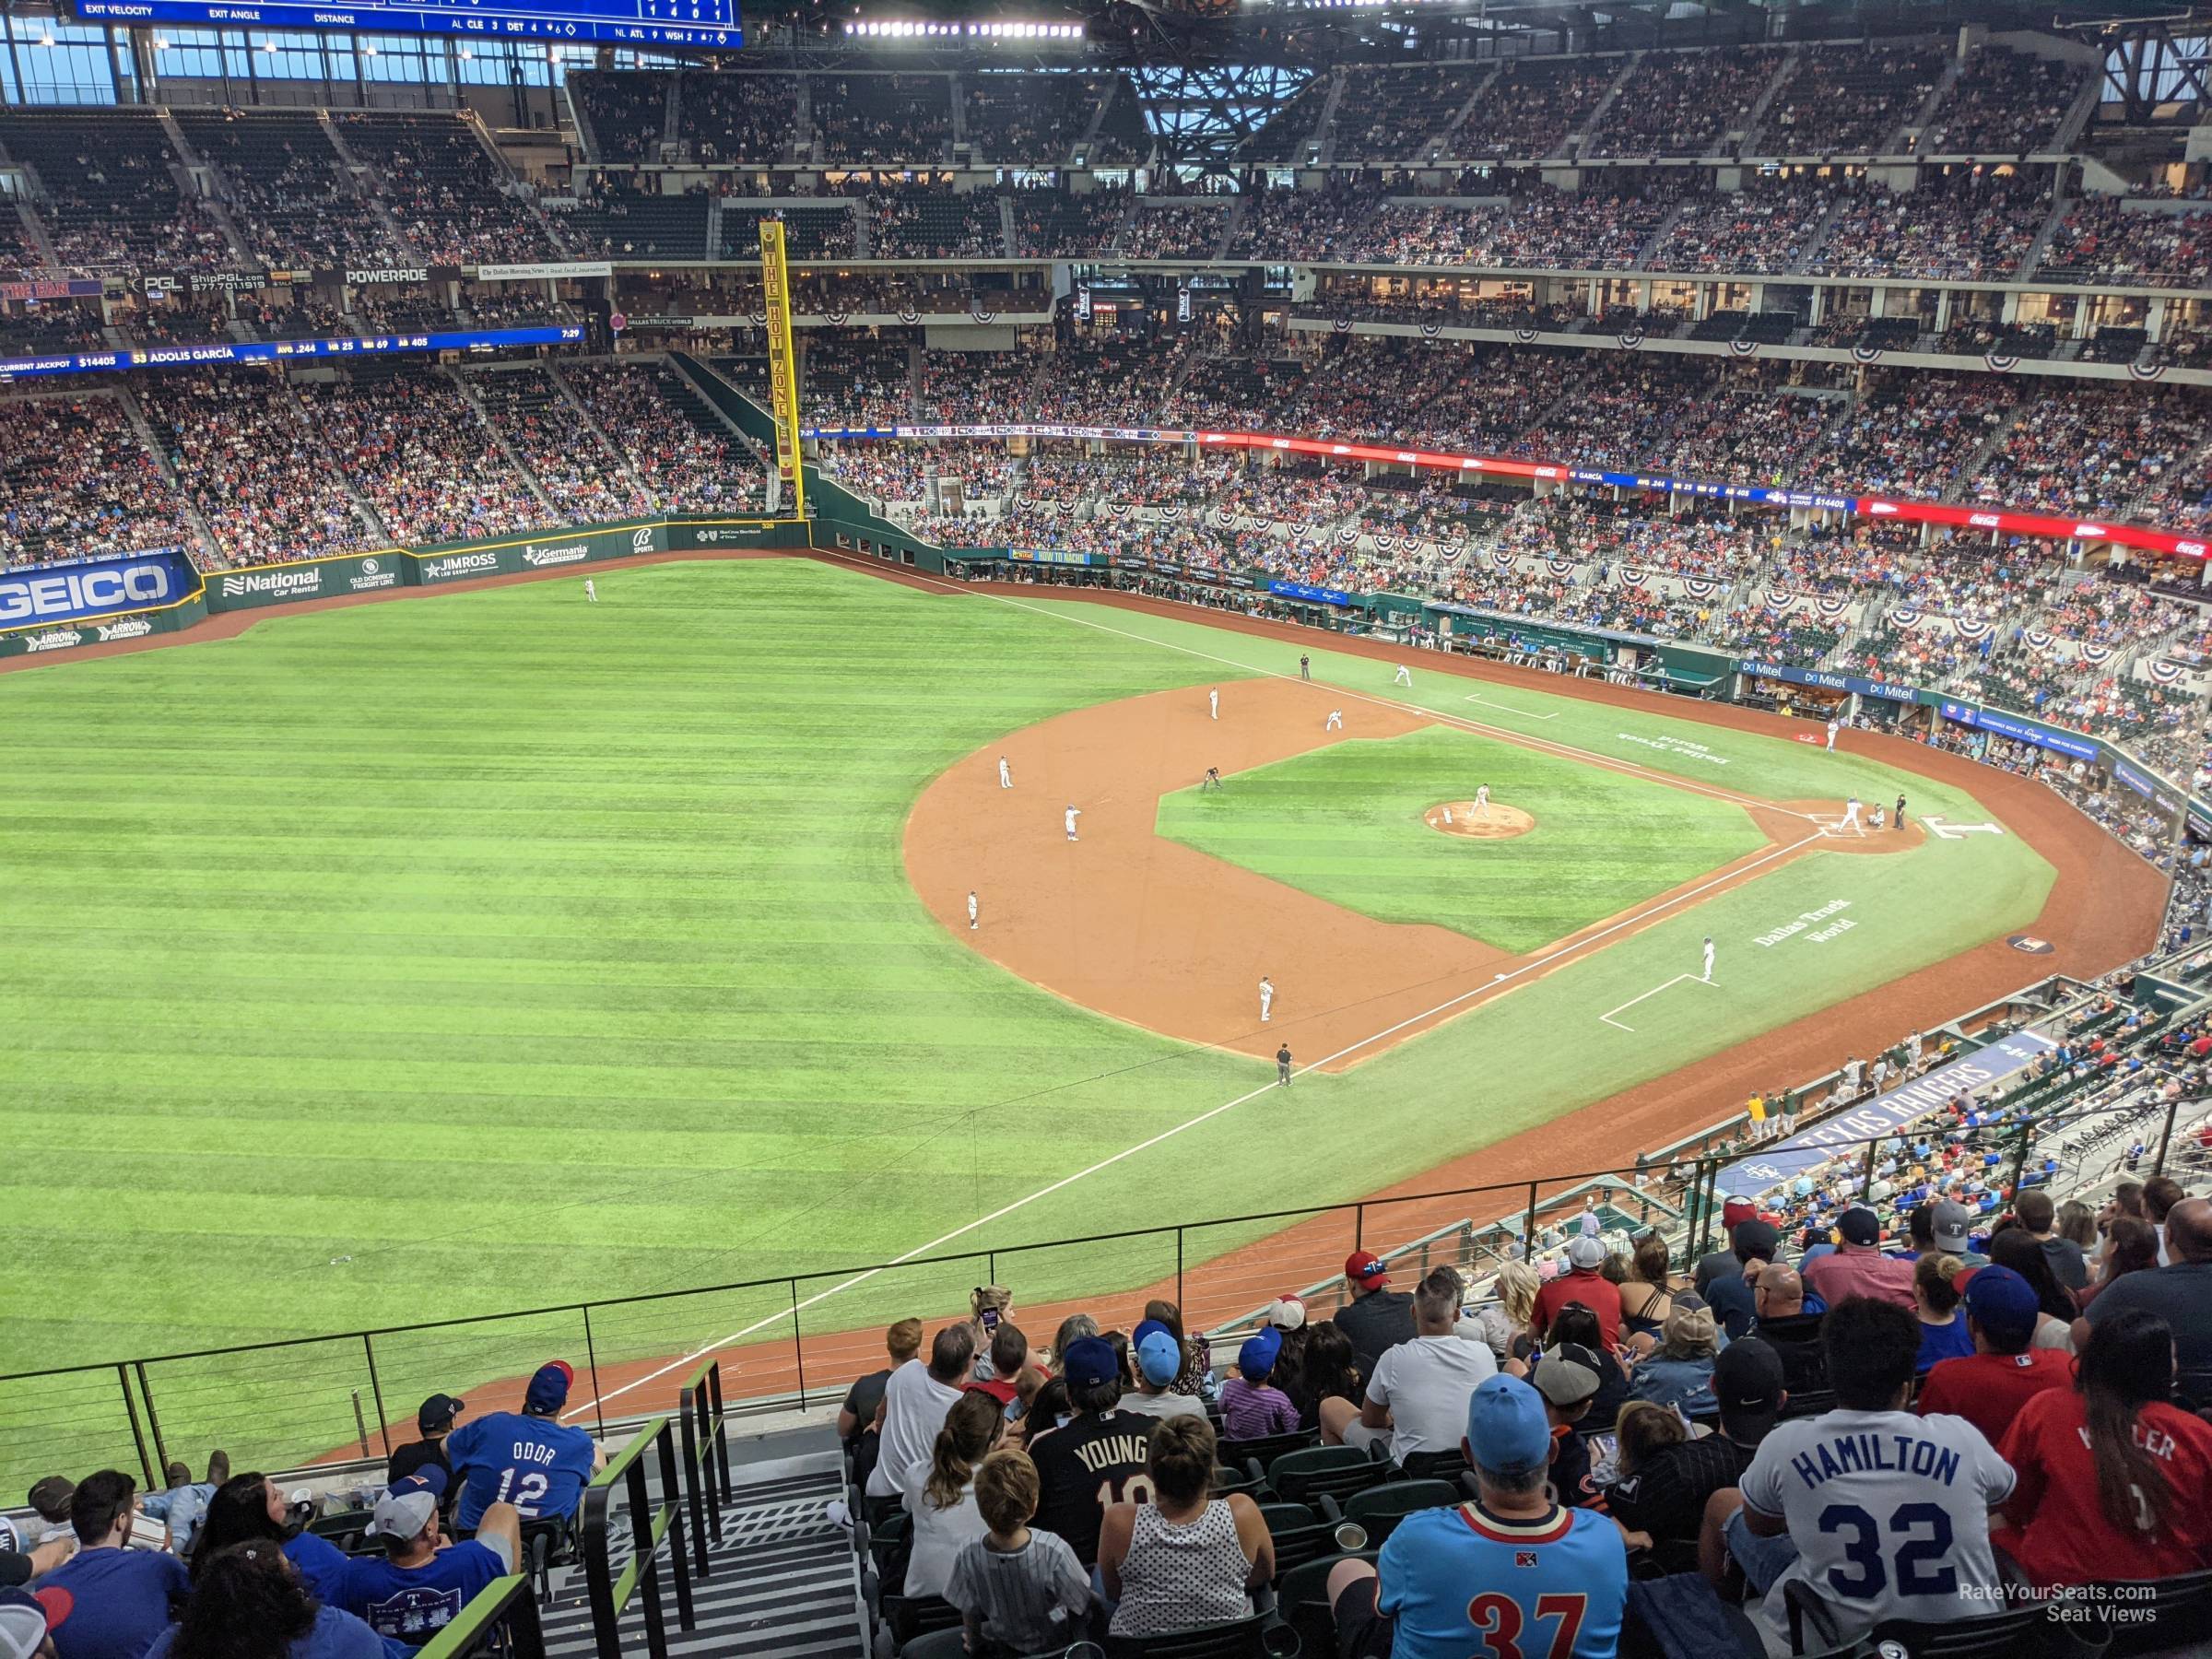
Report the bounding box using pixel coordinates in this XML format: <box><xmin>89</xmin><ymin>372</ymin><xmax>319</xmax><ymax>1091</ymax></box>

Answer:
<box><xmin>1712</xmin><ymin>1031</ymin><xmax>2059</xmax><ymax>1201</ymax></box>
<box><xmin>0</xmin><ymin>549</ymin><xmax>199</xmax><ymax>628</ymax></box>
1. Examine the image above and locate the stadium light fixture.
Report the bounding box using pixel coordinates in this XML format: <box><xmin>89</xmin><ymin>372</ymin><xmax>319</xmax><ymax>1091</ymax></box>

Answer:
<box><xmin>841</xmin><ymin>17</ymin><xmax>1084</xmax><ymax>38</ymax></box>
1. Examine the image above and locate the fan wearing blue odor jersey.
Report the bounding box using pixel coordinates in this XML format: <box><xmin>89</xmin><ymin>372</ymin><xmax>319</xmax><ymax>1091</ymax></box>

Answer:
<box><xmin>441</xmin><ymin>1361</ymin><xmax>604</xmax><ymax>1532</ymax></box>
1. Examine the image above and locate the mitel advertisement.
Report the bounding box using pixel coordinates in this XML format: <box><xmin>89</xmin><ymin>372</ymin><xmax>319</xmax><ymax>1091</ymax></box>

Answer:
<box><xmin>0</xmin><ymin>549</ymin><xmax>200</xmax><ymax>629</ymax></box>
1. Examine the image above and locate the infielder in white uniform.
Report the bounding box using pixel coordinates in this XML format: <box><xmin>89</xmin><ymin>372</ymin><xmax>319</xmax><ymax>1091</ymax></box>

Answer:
<box><xmin>1394</xmin><ymin>665</ymin><xmax>1411</xmax><ymax>687</ymax></box>
<box><xmin>1259</xmin><ymin>976</ymin><xmax>1274</xmax><ymax>1023</ymax></box>
<box><xmin>1702</xmin><ymin>935</ymin><xmax>1715</xmax><ymax>982</ymax></box>
<box><xmin>997</xmin><ymin>756</ymin><xmax>1012</xmax><ymax>789</ymax></box>
<box><xmin>1208</xmin><ymin>688</ymin><xmax>1219</xmax><ymax>720</ymax></box>
<box><xmin>1325</xmin><ymin>709</ymin><xmax>1343</xmax><ymax>731</ymax></box>
<box><xmin>1825</xmin><ymin>718</ymin><xmax>1839</xmax><ymax>751</ymax></box>
<box><xmin>584</xmin><ymin>579</ymin><xmax>597</xmax><ymax>603</ymax></box>
<box><xmin>967</xmin><ymin>891</ymin><xmax>979</xmax><ymax>930</ymax></box>
<box><xmin>1841</xmin><ymin>794</ymin><xmax>1864</xmax><ymax>835</ymax></box>
<box><xmin>1064</xmin><ymin>805</ymin><xmax>1080</xmax><ymax>841</ymax></box>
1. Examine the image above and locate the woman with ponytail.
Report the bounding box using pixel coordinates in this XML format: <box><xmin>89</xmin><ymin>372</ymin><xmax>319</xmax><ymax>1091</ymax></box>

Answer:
<box><xmin>1994</xmin><ymin>1309</ymin><xmax>2212</xmax><ymax>1586</ymax></box>
<box><xmin>147</xmin><ymin>1539</ymin><xmax>384</xmax><ymax>1659</ymax></box>
<box><xmin>897</xmin><ymin>1389</ymin><xmax>1004</xmax><ymax>1598</ymax></box>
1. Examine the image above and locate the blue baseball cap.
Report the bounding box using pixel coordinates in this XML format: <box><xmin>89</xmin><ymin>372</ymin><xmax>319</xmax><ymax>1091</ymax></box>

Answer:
<box><xmin>1960</xmin><ymin>1265</ymin><xmax>2041</xmax><ymax>1347</ymax></box>
<box><xmin>525</xmin><ymin>1359</ymin><xmax>574</xmax><ymax>1414</ymax></box>
<box><xmin>1062</xmin><ymin>1335</ymin><xmax>1121</xmax><ymax>1390</ymax></box>
<box><xmin>1136</xmin><ymin>1330</ymin><xmax>1182</xmax><ymax>1387</ymax></box>
<box><xmin>1237</xmin><ymin>1327</ymin><xmax>1281</xmax><ymax>1379</ymax></box>
<box><xmin>1465</xmin><ymin>1373</ymin><xmax>1552</xmax><ymax>1477</ymax></box>
<box><xmin>1131</xmin><ymin>1318</ymin><xmax>1173</xmax><ymax>1351</ymax></box>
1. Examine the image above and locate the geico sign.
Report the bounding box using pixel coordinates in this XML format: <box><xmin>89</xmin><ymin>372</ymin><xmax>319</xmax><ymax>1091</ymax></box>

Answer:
<box><xmin>0</xmin><ymin>564</ymin><xmax>173</xmax><ymax>624</ymax></box>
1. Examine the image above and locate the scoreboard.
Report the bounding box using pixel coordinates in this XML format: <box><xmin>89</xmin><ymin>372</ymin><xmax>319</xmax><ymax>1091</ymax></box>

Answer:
<box><xmin>75</xmin><ymin>0</ymin><xmax>736</xmax><ymax>47</ymax></box>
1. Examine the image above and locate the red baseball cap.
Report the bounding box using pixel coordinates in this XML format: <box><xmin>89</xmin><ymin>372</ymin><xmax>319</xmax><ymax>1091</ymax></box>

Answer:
<box><xmin>1722</xmin><ymin>1197</ymin><xmax>1757</xmax><ymax>1228</ymax></box>
<box><xmin>1345</xmin><ymin>1251</ymin><xmax>1391</xmax><ymax>1288</ymax></box>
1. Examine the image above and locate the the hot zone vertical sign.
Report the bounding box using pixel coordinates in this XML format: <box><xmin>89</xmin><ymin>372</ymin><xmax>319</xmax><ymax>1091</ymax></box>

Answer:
<box><xmin>758</xmin><ymin>218</ymin><xmax>807</xmax><ymax>524</ymax></box>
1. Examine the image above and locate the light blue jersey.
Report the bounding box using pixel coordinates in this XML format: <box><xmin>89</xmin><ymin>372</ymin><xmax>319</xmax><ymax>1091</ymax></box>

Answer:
<box><xmin>442</xmin><ymin>1409</ymin><xmax>595</xmax><ymax>1530</ymax></box>
<box><xmin>1378</xmin><ymin>1500</ymin><xmax>1629</xmax><ymax>1659</ymax></box>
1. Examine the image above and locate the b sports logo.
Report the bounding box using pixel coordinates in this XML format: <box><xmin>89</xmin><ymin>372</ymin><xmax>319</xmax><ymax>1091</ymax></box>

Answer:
<box><xmin>630</xmin><ymin>527</ymin><xmax>653</xmax><ymax>554</ymax></box>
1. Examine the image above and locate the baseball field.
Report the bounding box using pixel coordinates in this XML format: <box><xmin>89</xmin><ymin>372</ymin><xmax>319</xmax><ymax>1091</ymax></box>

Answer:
<box><xmin>0</xmin><ymin>551</ymin><xmax>2161</xmax><ymax>1480</ymax></box>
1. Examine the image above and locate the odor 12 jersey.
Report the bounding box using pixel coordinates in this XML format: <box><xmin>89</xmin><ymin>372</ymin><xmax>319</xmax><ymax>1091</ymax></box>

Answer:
<box><xmin>442</xmin><ymin>1410</ymin><xmax>596</xmax><ymax>1530</ymax></box>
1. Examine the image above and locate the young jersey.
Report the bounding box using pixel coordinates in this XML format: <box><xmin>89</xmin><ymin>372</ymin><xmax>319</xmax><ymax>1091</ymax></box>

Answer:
<box><xmin>1376</xmin><ymin>1500</ymin><xmax>1628</xmax><ymax>1659</ymax></box>
<box><xmin>1995</xmin><ymin>1389</ymin><xmax>2212</xmax><ymax>1587</ymax></box>
<box><xmin>441</xmin><ymin>1409</ymin><xmax>596</xmax><ymax>1530</ymax></box>
<box><xmin>340</xmin><ymin>1539</ymin><xmax>512</xmax><ymax>1649</ymax></box>
<box><xmin>1737</xmin><ymin>1407</ymin><xmax>2015</xmax><ymax>1651</ymax></box>
<box><xmin>1024</xmin><ymin>1409</ymin><xmax>1154</xmax><ymax>1566</ymax></box>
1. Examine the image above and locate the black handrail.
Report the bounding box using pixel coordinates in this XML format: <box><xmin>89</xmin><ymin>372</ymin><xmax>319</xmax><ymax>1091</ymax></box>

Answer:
<box><xmin>415</xmin><ymin>1572</ymin><xmax>547</xmax><ymax>1659</ymax></box>
<box><xmin>581</xmin><ymin>1417</ymin><xmax>696</xmax><ymax>1659</ymax></box>
<box><xmin>677</xmin><ymin>1355</ymin><xmax>733</xmax><ymax>1579</ymax></box>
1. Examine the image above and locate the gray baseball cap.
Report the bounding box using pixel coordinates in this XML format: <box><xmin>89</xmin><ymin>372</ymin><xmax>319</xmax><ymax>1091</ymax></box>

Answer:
<box><xmin>373</xmin><ymin>1467</ymin><xmax>446</xmax><ymax>1543</ymax></box>
<box><xmin>1930</xmin><ymin>1200</ymin><xmax>1972</xmax><ymax>1254</ymax></box>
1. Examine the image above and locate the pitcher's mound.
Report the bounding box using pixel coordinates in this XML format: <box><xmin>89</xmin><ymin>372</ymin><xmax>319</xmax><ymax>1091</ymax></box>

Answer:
<box><xmin>1426</xmin><ymin>802</ymin><xmax>1535</xmax><ymax>840</ymax></box>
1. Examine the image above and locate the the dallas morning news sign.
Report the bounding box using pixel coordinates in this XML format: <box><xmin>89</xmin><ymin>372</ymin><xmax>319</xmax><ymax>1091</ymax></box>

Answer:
<box><xmin>0</xmin><ymin>549</ymin><xmax>199</xmax><ymax>628</ymax></box>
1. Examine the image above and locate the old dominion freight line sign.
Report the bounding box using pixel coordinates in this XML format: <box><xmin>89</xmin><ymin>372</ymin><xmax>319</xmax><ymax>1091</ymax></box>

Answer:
<box><xmin>0</xmin><ymin>519</ymin><xmax>793</xmax><ymax>659</ymax></box>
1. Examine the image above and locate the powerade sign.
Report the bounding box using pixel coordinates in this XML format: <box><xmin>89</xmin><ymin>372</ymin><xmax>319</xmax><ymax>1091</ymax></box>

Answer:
<box><xmin>1938</xmin><ymin>701</ymin><xmax>2101</xmax><ymax>763</ymax></box>
<box><xmin>1740</xmin><ymin>659</ymin><xmax>1923</xmax><ymax>705</ymax></box>
<box><xmin>1713</xmin><ymin>1032</ymin><xmax>2058</xmax><ymax>1201</ymax></box>
<box><xmin>1269</xmin><ymin>579</ymin><xmax>1356</xmax><ymax>606</ymax></box>
<box><xmin>0</xmin><ymin>550</ymin><xmax>197</xmax><ymax>627</ymax></box>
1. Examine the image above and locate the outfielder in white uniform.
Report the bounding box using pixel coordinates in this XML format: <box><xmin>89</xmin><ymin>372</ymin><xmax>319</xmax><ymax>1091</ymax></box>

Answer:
<box><xmin>1259</xmin><ymin>976</ymin><xmax>1275</xmax><ymax>1023</ymax></box>
<box><xmin>1825</xmin><ymin>718</ymin><xmax>1839</xmax><ymax>751</ymax></box>
<box><xmin>997</xmin><ymin>756</ymin><xmax>1012</xmax><ymax>789</ymax></box>
<box><xmin>1064</xmin><ymin>806</ymin><xmax>1080</xmax><ymax>842</ymax></box>
<box><xmin>1702</xmin><ymin>936</ymin><xmax>1715</xmax><ymax>982</ymax></box>
<box><xmin>1325</xmin><ymin>709</ymin><xmax>1343</xmax><ymax>731</ymax></box>
<box><xmin>1208</xmin><ymin>688</ymin><xmax>1219</xmax><ymax>721</ymax></box>
<box><xmin>1394</xmin><ymin>665</ymin><xmax>1411</xmax><ymax>687</ymax></box>
<box><xmin>967</xmin><ymin>891</ymin><xmax>979</xmax><ymax>930</ymax></box>
<box><xmin>1841</xmin><ymin>794</ymin><xmax>1864</xmax><ymax>835</ymax></box>
<box><xmin>584</xmin><ymin>579</ymin><xmax>597</xmax><ymax>603</ymax></box>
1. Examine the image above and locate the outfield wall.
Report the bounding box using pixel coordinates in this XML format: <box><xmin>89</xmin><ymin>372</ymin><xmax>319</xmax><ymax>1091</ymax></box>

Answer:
<box><xmin>0</xmin><ymin>515</ymin><xmax>806</xmax><ymax>661</ymax></box>
<box><xmin>6</xmin><ymin>511</ymin><xmax>2203</xmax><ymax>841</ymax></box>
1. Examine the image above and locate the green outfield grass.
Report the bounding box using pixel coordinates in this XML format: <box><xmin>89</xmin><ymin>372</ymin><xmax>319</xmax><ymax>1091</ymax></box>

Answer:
<box><xmin>1155</xmin><ymin>725</ymin><xmax>1770</xmax><ymax>952</ymax></box>
<box><xmin>0</xmin><ymin>560</ymin><xmax>2057</xmax><ymax>1483</ymax></box>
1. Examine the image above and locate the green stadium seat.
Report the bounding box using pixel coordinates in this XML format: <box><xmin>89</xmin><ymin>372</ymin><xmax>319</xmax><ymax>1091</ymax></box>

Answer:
<box><xmin>1338</xmin><ymin>1479</ymin><xmax>1459</xmax><ymax>1544</ymax></box>
<box><xmin>1266</xmin><ymin>1445</ymin><xmax>1390</xmax><ymax>1512</ymax></box>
